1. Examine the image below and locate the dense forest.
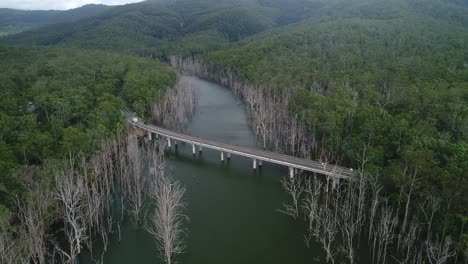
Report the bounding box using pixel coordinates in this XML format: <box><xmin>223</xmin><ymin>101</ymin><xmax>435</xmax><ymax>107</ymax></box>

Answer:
<box><xmin>200</xmin><ymin>0</ymin><xmax>468</xmax><ymax>260</ymax></box>
<box><xmin>0</xmin><ymin>0</ymin><xmax>467</xmax><ymax>263</ymax></box>
<box><xmin>0</xmin><ymin>0</ymin><xmax>329</xmax><ymax>54</ymax></box>
<box><xmin>0</xmin><ymin>4</ymin><xmax>111</xmax><ymax>36</ymax></box>
<box><xmin>0</xmin><ymin>46</ymin><xmax>175</xmax><ymax>208</ymax></box>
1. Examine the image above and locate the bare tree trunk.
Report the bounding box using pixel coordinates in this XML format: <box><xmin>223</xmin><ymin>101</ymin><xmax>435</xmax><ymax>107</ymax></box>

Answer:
<box><xmin>426</xmin><ymin>236</ymin><xmax>456</xmax><ymax>264</ymax></box>
<box><xmin>145</xmin><ymin>152</ymin><xmax>188</xmax><ymax>264</ymax></box>
<box><xmin>124</xmin><ymin>133</ymin><xmax>144</xmax><ymax>224</ymax></box>
<box><xmin>280</xmin><ymin>175</ymin><xmax>304</xmax><ymax>219</ymax></box>
<box><xmin>54</xmin><ymin>155</ymin><xmax>87</xmax><ymax>264</ymax></box>
<box><xmin>0</xmin><ymin>214</ymin><xmax>28</xmax><ymax>264</ymax></box>
<box><xmin>152</xmin><ymin>76</ymin><xmax>199</xmax><ymax>132</ymax></box>
<box><xmin>401</xmin><ymin>169</ymin><xmax>420</xmax><ymax>244</ymax></box>
<box><xmin>419</xmin><ymin>196</ymin><xmax>440</xmax><ymax>242</ymax></box>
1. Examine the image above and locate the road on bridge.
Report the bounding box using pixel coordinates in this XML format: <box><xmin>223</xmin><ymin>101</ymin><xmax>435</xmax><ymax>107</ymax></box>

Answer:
<box><xmin>124</xmin><ymin>110</ymin><xmax>354</xmax><ymax>179</ymax></box>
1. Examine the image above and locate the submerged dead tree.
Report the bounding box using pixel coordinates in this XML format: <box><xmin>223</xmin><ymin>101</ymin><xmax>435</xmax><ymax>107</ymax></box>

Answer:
<box><xmin>426</xmin><ymin>237</ymin><xmax>456</xmax><ymax>264</ymax></box>
<box><xmin>53</xmin><ymin>157</ymin><xmax>87</xmax><ymax>264</ymax></box>
<box><xmin>152</xmin><ymin>76</ymin><xmax>198</xmax><ymax>132</ymax></box>
<box><xmin>1</xmin><ymin>70</ymin><xmax>197</xmax><ymax>262</ymax></box>
<box><xmin>167</xmin><ymin>55</ymin><xmax>462</xmax><ymax>264</ymax></box>
<box><xmin>0</xmin><ymin>217</ymin><xmax>28</xmax><ymax>264</ymax></box>
<box><xmin>280</xmin><ymin>175</ymin><xmax>304</xmax><ymax>219</ymax></box>
<box><xmin>168</xmin><ymin>56</ymin><xmax>312</xmax><ymax>157</ymax></box>
<box><xmin>145</xmin><ymin>142</ymin><xmax>188</xmax><ymax>264</ymax></box>
<box><xmin>13</xmin><ymin>165</ymin><xmax>54</xmax><ymax>264</ymax></box>
<box><xmin>122</xmin><ymin>133</ymin><xmax>144</xmax><ymax>224</ymax></box>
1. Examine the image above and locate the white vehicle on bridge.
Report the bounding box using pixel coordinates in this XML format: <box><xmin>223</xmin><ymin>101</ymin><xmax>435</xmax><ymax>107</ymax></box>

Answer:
<box><xmin>131</xmin><ymin>117</ymin><xmax>138</xmax><ymax>123</ymax></box>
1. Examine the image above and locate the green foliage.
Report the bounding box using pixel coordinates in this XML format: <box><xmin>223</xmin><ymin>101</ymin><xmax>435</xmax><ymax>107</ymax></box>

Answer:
<box><xmin>0</xmin><ymin>5</ymin><xmax>111</xmax><ymax>36</ymax></box>
<box><xmin>0</xmin><ymin>0</ymin><xmax>467</xmax><ymax>255</ymax></box>
<box><xmin>0</xmin><ymin>204</ymin><xmax>11</xmax><ymax>223</ymax></box>
<box><xmin>124</xmin><ymin>60</ymin><xmax>176</xmax><ymax>116</ymax></box>
<box><xmin>0</xmin><ymin>46</ymin><xmax>175</xmax><ymax>200</ymax></box>
<box><xmin>202</xmin><ymin>0</ymin><xmax>468</xmax><ymax>239</ymax></box>
<box><xmin>0</xmin><ymin>0</ymin><xmax>326</xmax><ymax>55</ymax></box>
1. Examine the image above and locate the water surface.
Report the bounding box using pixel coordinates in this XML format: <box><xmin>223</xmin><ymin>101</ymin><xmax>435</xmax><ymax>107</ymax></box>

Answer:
<box><xmin>94</xmin><ymin>76</ymin><xmax>327</xmax><ymax>264</ymax></box>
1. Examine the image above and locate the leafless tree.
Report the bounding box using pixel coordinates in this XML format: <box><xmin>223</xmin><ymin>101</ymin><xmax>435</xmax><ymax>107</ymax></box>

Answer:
<box><xmin>368</xmin><ymin>174</ymin><xmax>382</xmax><ymax>246</ymax></box>
<box><xmin>426</xmin><ymin>236</ymin><xmax>456</xmax><ymax>264</ymax></box>
<box><xmin>152</xmin><ymin>76</ymin><xmax>198</xmax><ymax>132</ymax></box>
<box><xmin>419</xmin><ymin>195</ymin><xmax>440</xmax><ymax>242</ymax></box>
<box><xmin>84</xmin><ymin>137</ymin><xmax>121</xmax><ymax>259</ymax></box>
<box><xmin>394</xmin><ymin>219</ymin><xmax>420</xmax><ymax>264</ymax></box>
<box><xmin>122</xmin><ymin>133</ymin><xmax>144</xmax><ymax>224</ymax></box>
<box><xmin>169</xmin><ymin>56</ymin><xmax>319</xmax><ymax>160</ymax></box>
<box><xmin>164</xmin><ymin>55</ymin><xmax>464</xmax><ymax>264</ymax></box>
<box><xmin>0</xmin><ymin>215</ymin><xmax>28</xmax><ymax>264</ymax></box>
<box><xmin>136</xmin><ymin>139</ymin><xmax>188</xmax><ymax>264</ymax></box>
<box><xmin>375</xmin><ymin>200</ymin><xmax>398</xmax><ymax>264</ymax></box>
<box><xmin>339</xmin><ymin>184</ymin><xmax>358</xmax><ymax>264</ymax></box>
<box><xmin>355</xmin><ymin>146</ymin><xmax>371</xmax><ymax>238</ymax></box>
<box><xmin>11</xmin><ymin>165</ymin><xmax>54</xmax><ymax>264</ymax></box>
<box><xmin>400</xmin><ymin>166</ymin><xmax>421</xmax><ymax>245</ymax></box>
<box><xmin>54</xmin><ymin>156</ymin><xmax>87</xmax><ymax>264</ymax></box>
<box><xmin>303</xmin><ymin>176</ymin><xmax>323</xmax><ymax>239</ymax></box>
<box><xmin>280</xmin><ymin>175</ymin><xmax>304</xmax><ymax>219</ymax></box>
<box><xmin>318</xmin><ymin>207</ymin><xmax>338</xmax><ymax>263</ymax></box>
<box><xmin>16</xmin><ymin>191</ymin><xmax>52</xmax><ymax>264</ymax></box>
<box><xmin>146</xmin><ymin>172</ymin><xmax>187</xmax><ymax>264</ymax></box>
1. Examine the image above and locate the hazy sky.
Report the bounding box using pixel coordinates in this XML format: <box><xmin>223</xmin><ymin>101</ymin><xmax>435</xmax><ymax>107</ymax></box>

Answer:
<box><xmin>0</xmin><ymin>0</ymin><xmax>145</xmax><ymax>10</ymax></box>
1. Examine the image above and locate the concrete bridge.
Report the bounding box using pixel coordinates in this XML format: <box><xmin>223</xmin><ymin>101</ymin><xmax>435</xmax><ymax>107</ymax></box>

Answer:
<box><xmin>125</xmin><ymin>111</ymin><xmax>354</xmax><ymax>179</ymax></box>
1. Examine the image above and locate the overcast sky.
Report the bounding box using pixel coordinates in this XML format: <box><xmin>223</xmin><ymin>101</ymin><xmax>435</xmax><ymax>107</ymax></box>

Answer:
<box><xmin>0</xmin><ymin>0</ymin><xmax>145</xmax><ymax>10</ymax></box>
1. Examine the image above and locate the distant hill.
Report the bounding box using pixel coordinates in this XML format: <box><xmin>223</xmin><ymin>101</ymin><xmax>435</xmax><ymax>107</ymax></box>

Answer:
<box><xmin>0</xmin><ymin>0</ymin><xmax>467</xmax><ymax>260</ymax></box>
<box><xmin>0</xmin><ymin>0</ymin><xmax>326</xmax><ymax>54</ymax></box>
<box><xmin>0</xmin><ymin>4</ymin><xmax>111</xmax><ymax>36</ymax></box>
<box><xmin>203</xmin><ymin>0</ymin><xmax>468</xmax><ymax>88</ymax></box>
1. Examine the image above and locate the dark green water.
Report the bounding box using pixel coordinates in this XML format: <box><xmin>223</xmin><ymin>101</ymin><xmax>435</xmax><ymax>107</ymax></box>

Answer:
<box><xmin>86</xmin><ymin>76</ymin><xmax>330</xmax><ymax>264</ymax></box>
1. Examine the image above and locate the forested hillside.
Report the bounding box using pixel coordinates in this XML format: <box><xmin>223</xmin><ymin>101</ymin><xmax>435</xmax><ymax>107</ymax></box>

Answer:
<box><xmin>0</xmin><ymin>0</ymin><xmax>467</xmax><ymax>262</ymax></box>
<box><xmin>0</xmin><ymin>0</ymin><xmax>329</xmax><ymax>54</ymax></box>
<box><xmin>0</xmin><ymin>47</ymin><xmax>175</xmax><ymax>209</ymax></box>
<box><xmin>0</xmin><ymin>4</ymin><xmax>111</xmax><ymax>36</ymax></box>
<box><xmin>203</xmin><ymin>0</ymin><xmax>468</xmax><ymax>182</ymax></box>
<box><xmin>198</xmin><ymin>0</ymin><xmax>468</xmax><ymax>257</ymax></box>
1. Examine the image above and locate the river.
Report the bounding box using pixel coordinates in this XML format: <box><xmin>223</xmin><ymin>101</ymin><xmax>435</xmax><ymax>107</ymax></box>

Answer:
<box><xmin>83</xmin><ymin>75</ymin><xmax>329</xmax><ymax>263</ymax></box>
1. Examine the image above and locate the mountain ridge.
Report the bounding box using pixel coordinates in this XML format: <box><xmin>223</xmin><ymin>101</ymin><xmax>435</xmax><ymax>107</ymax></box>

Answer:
<box><xmin>0</xmin><ymin>4</ymin><xmax>112</xmax><ymax>36</ymax></box>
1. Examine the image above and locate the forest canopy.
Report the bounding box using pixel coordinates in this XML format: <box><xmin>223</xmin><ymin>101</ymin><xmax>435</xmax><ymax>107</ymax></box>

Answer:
<box><xmin>0</xmin><ymin>46</ymin><xmax>175</xmax><ymax>207</ymax></box>
<box><xmin>0</xmin><ymin>0</ymin><xmax>467</xmax><ymax>262</ymax></box>
<box><xmin>198</xmin><ymin>0</ymin><xmax>468</xmax><ymax>251</ymax></box>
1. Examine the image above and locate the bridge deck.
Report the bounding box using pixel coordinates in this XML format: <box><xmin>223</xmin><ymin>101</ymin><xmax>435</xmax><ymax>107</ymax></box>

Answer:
<box><xmin>126</xmin><ymin>112</ymin><xmax>353</xmax><ymax>179</ymax></box>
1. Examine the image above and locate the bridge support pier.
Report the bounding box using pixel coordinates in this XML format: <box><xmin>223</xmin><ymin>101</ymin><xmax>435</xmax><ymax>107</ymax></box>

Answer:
<box><xmin>227</xmin><ymin>152</ymin><xmax>231</xmax><ymax>159</ymax></box>
<box><xmin>199</xmin><ymin>146</ymin><xmax>203</xmax><ymax>153</ymax></box>
<box><xmin>155</xmin><ymin>133</ymin><xmax>159</xmax><ymax>139</ymax></box>
<box><xmin>289</xmin><ymin>167</ymin><xmax>294</xmax><ymax>179</ymax></box>
<box><xmin>148</xmin><ymin>131</ymin><xmax>152</xmax><ymax>141</ymax></box>
<box><xmin>192</xmin><ymin>144</ymin><xmax>196</xmax><ymax>155</ymax></box>
<box><xmin>221</xmin><ymin>151</ymin><xmax>224</xmax><ymax>162</ymax></box>
<box><xmin>259</xmin><ymin>160</ymin><xmax>262</xmax><ymax>167</ymax></box>
<box><xmin>167</xmin><ymin>138</ymin><xmax>171</xmax><ymax>148</ymax></box>
<box><xmin>253</xmin><ymin>159</ymin><xmax>257</xmax><ymax>170</ymax></box>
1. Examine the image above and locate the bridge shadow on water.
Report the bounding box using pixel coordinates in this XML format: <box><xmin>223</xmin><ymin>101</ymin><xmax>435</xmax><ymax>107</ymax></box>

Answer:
<box><xmin>167</xmin><ymin>141</ymin><xmax>271</xmax><ymax>184</ymax></box>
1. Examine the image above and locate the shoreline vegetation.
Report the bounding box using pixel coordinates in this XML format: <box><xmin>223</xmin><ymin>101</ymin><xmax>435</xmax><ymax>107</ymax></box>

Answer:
<box><xmin>0</xmin><ymin>0</ymin><xmax>467</xmax><ymax>262</ymax></box>
<box><xmin>167</xmin><ymin>55</ymin><xmax>467</xmax><ymax>264</ymax></box>
<box><xmin>0</xmin><ymin>47</ymin><xmax>196</xmax><ymax>264</ymax></box>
